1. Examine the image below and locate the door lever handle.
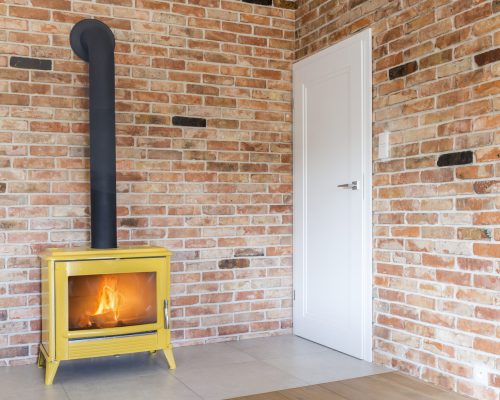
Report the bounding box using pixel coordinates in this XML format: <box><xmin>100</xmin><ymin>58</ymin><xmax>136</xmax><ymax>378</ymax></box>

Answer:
<box><xmin>164</xmin><ymin>299</ymin><xmax>169</xmax><ymax>329</ymax></box>
<box><xmin>337</xmin><ymin>181</ymin><xmax>359</xmax><ymax>190</ymax></box>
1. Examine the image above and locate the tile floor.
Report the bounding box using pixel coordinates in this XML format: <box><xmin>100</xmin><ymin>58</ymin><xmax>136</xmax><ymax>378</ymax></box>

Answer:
<box><xmin>1</xmin><ymin>335</ymin><xmax>389</xmax><ymax>400</ymax></box>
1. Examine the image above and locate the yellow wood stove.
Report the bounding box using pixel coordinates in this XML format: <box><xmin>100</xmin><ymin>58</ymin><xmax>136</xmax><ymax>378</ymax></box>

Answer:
<box><xmin>37</xmin><ymin>19</ymin><xmax>176</xmax><ymax>385</ymax></box>
<box><xmin>39</xmin><ymin>246</ymin><xmax>176</xmax><ymax>384</ymax></box>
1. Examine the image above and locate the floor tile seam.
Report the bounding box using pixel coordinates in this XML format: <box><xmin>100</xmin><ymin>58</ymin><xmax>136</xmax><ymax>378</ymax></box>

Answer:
<box><xmin>61</xmin><ymin>383</ymin><xmax>73</xmax><ymax>400</ymax></box>
<box><xmin>175</xmin><ymin>345</ymin><xmax>260</xmax><ymax>365</ymax></box>
<box><xmin>172</xmin><ymin>369</ymin><xmax>215</xmax><ymax>400</ymax></box>
<box><xmin>256</xmin><ymin>358</ymin><xmax>312</xmax><ymax>385</ymax></box>
<box><xmin>170</xmin><ymin>372</ymin><xmax>206</xmax><ymax>400</ymax></box>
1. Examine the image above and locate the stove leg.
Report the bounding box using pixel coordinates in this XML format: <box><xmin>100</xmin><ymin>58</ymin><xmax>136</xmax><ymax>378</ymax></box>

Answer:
<box><xmin>37</xmin><ymin>350</ymin><xmax>45</xmax><ymax>368</ymax></box>
<box><xmin>45</xmin><ymin>360</ymin><xmax>60</xmax><ymax>385</ymax></box>
<box><xmin>163</xmin><ymin>346</ymin><xmax>176</xmax><ymax>369</ymax></box>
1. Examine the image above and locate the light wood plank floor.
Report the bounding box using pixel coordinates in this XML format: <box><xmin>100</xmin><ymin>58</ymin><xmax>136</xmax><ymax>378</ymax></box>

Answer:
<box><xmin>231</xmin><ymin>372</ymin><xmax>471</xmax><ymax>400</ymax></box>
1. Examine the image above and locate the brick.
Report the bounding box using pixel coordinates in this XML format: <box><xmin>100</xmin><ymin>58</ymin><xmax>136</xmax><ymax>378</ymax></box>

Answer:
<box><xmin>377</xmin><ymin>315</ymin><xmax>404</xmax><ymax>329</ymax></box>
<box><xmin>457</xmin><ymin>258</ymin><xmax>492</xmax><ymax>273</ymax></box>
<box><xmin>423</xmin><ymin>340</ymin><xmax>455</xmax><ymax>358</ymax></box>
<box><xmin>437</xmin><ymin>120</ymin><xmax>472</xmax><ymax>136</ymax></box>
<box><xmin>454</xmin><ymin>36</ymin><xmax>492</xmax><ymax>59</ymax></box>
<box><xmin>473</xmin><ymin>212</ymin><xmax>500</xmax><ymax>225</ymax></box>
<box><xmin>420</xmin><ymin>50</ymin><xmax>453</xmax><ymax>69</ymax></box>
<box><xmin>9</xmin><ymin>6</ymin><xmax>50</xmax><ymax>20</ymax></box>
<box><xmin>0</xmin><ymin>94</ymin><xmax>29</xmax><ymax>106</ymax></box>
<box><xmin>438</xmin><ymin>359</ymin><xmax>473</xmax><ymax>378</ymax></box>
<box><xmin>235</xmin><ymin>290</ymin><xmax>264</xmax><ymax>301</ymax></box>
<box><xmin>421</xmin><ymin>168</ymin><xmax>454</xmax><ymax>183</ymax></box>
<box><xmin>475</xmin><ymin>147</ymin><xmax>499</xmax><ymax>163</ymax></box>
<box><xmin>473</xmin><ymin>338</ymin><xmax>500</xmax><ymax>355</ymax></box>
<box><xmin>473</xmin><ymin>115</ymin><xmax>500</xmax><ymax>131</ymax></box>
<box><xmin>31</xmin><ymin>0</ymin><xmax>71</xmax><ymax>10</ymax></box>
<box><xmin>457</xmin><ymin>228</ymin><xmax>491</xmax><ymax>241</ymax></box>
<box><xmin>0</xmin><ymin>347</ymin><xmax>29</xmax><ymax>358</ymax></box>
<box><xmin>473</xmin><ymin>243</ymin><xmax>500</xmax><ymax>258</ymax></box>
<box><xmin>473</xmin><ymin>275</ymin><xmax>500</xmax><ymax>291</ymax></box>
<box><xmin>475</xmin><ymin>306</ymin><xmax>500</xmax><ymax>322</ymax></box>
<box><xmin>420</xmin><ymin>138</ymin><xmax>453</xmax><ymax>154</ymax></box>
<box><xmin>436</xmin><ymin>28</ymin><xmax>471</xmax><ymax>49</ymax></box>
<box><xmin>421</xmin><ymin>310</ymin><xmax>455</xmax><ymax>328</ymax></box>
<box><xmin>473</xmin><ymin>180</ymin><xmax>500</xmax><ymax>194</ymax></box>
<box><xmin>273</xmin><ymin>0</ymin><xmax>297</xmax><ymax>9</ymax></box>
<box><xmin>456</xmin><ymin>165</ymin><xmax>493</xmax><ymax>180</ymax></box>
<box><xmin>218</xmin><ymin>259</ymin><xmax>250</xmax><ymax>269</ymax></box>
<box><xmin>422</xmin><ymin>254</ymin><xmax>454</xmax><ymax>268</ymax></box>
<box><xmin>218</xmin><ymin>324</ymin><xmax>249</xmax><ymax>335</ymax></box>
<box><xmin>455</xmin><ymin>3</ymin><xmax>492</xmax><ymax>28</ymax></box>
<box><xmin>422</xmin><ymin>368</ymin><xmax>455</xmax><ymax>391</ymax></box>
<box><xmin>436</xmin><ymin>270</ymin><xmax>471</xmax><ymax>286</ymax></box>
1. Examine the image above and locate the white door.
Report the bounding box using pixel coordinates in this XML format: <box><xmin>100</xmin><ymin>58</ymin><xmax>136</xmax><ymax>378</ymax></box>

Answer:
<box><xmin>293</xmin><ymin>29</ymin><xmax>372</xmax><ymax>361</ymax></box>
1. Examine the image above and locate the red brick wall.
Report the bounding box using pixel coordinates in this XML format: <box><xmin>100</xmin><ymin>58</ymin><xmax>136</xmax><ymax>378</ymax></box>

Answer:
<box><xmin>0</xmin><ymin>0</ymin><xmax>295</xmax><ymax>365</ymax></box>
<box><xmin>296</xmin><ymin>1</ymin><xmax>499</xmax><ymax>399</ymax></box>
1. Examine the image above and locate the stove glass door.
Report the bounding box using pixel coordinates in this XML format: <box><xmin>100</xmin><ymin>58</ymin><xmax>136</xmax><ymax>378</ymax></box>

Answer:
<box><xmin>68</xmin><ymin>272</ymin><xmax>157</xmax><ymax>331</ymax></box>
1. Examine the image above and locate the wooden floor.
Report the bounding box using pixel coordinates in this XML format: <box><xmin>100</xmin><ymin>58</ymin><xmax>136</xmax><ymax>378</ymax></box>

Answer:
<box><xmin>231</xmin><ymin>372</ymin><xmax>470</xmax><ymax>400</ymax></box>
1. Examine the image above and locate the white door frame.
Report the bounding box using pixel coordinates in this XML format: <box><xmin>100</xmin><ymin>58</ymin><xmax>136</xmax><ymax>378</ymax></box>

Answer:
<box><xmin>292</xmin><ymin>29</ymin><xmax>373</xmax><ymax>362</ymax></box>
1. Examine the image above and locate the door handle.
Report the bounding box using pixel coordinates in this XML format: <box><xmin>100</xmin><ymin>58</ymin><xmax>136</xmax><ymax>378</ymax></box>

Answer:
<box><xmin>337</xmin><ymin>181</ymin><xmax>359</xmax><ymax>190</ymax></box>
<box><xmin>164</xmin><ymin>299</ymin><xmax>169</xmax><ymax>329</ymax></box>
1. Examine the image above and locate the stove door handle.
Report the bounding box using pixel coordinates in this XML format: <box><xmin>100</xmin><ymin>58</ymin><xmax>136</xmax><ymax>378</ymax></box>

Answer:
<box><xmin>164</xmin><ymin>299</ymin><xmax>169</xmax><ymax>329</ymax></box>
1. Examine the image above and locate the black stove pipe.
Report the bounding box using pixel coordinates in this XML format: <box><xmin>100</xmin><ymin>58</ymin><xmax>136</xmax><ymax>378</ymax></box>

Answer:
<box><xmin>70</xmin><ymin>19</ymin><xmax>117</xmax><ymax>249</ymax></box>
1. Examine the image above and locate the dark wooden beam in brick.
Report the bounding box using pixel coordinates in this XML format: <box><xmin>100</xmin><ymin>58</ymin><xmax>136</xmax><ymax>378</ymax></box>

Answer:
<box><xmin>10</xmin><ymin>56</ymin><xmax>52</xmax><ymax>71</ymax></box>
<box><xmin>389</xmin><ymin>61</ymin><xmax>418</xmax><ymax>80</ymax></box>
<box><xmin>172</xmin><ymin>116</ymin><xmax>207</xmax><ymax>127</ymax></box>
<box><xmin>475</xmin><ymin>48</ymin><xmax>500</xmax><ymax>67</ymax></box>
<box><xmin>243</xmin><ymin>0</ymin><xmax>272</xmax><ymax>5</ymax></box>
<box><xmin>437</xmin><ymin>151</ymin><xmax>473</xmax><ymax>167</ymax></box>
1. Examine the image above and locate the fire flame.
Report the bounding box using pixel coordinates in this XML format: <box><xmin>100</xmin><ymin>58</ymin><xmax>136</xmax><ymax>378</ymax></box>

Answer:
<box><xmin>93</xmin><ymin>277</ymin><xmax>123</xmax><ymax>322</ymax></box>
<box><xmin>77</xmin><ymin>277</ymin><xmax>124</xmax><ymax>328</ymax></box>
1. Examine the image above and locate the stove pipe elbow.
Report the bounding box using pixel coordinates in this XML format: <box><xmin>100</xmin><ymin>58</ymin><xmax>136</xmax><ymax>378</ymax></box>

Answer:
<box><xmin>70</xmin><ymin>19</ymin><xmax>117</xmax><ymax>249</ymax></box>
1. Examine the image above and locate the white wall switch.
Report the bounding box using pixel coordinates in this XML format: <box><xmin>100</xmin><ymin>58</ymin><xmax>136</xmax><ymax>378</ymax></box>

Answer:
<box><xmin>473</xmin><ymin>364</ymin><xmax>489</xmax><ymax>386</ymax></box>
<box><xmin>379</xmin><ymin>130</ymin><xmax>390</xmax><ymax>159</ymax></box>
